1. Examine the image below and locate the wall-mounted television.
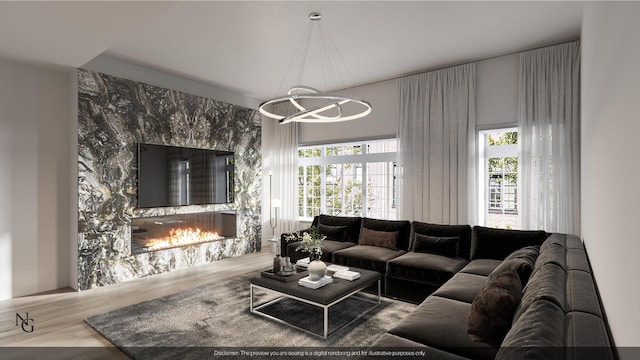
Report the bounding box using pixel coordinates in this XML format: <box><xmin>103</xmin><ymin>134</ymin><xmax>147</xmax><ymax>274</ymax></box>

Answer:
<box><xmin>137</xmin><ymin>143</ymin><xmax>234</xmax><ymax>208</ymax></box>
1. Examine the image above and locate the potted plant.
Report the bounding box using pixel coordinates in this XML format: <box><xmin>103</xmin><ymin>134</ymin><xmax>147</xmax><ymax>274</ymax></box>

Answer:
<box><xmin>285</xmin><ymin>226</ymin><xmax>327</xmax><ymax>280</ymax></box>
<box><xmin>285</xmin><ymin>226</ymin><xmax>326</xmax><ymax>260</ymax></box>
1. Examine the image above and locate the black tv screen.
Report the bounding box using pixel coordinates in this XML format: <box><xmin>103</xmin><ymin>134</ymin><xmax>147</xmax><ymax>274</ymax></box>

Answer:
<box><xmin>137</xmin><ymin>143</ymin><xmax>234</xmax><ymax>208</ymax></box>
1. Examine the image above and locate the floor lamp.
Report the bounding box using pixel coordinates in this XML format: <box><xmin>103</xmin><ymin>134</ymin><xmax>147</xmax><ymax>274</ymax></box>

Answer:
<box><xmin>270</xmin><ymin>198</ymin><xmax>281</xmax><ymax>243</ymax></box>
<box><xmin>268</xmin><ymin>171</ymin><xmax>281</xmax><ymax>253</ymax></box>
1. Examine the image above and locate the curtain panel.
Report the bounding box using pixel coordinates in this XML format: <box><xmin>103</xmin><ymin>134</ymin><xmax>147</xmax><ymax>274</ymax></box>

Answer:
<box><xmin>397</xmin><ymin>63</ymin><xmax>476</xmax><ymax>224</ymax></box>
<box><xmin>518</xmin><ymin>40</ymin><xmax>581</xmax><ymax>234</ymax></box>
<box><xmin>268</xmin><ymin>104</ymin><xmax>300</xmax><ymax>235</ymax></box>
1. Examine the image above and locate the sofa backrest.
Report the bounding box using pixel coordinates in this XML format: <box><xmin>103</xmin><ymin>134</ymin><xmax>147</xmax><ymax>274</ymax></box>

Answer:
<box><xmin>496</xmin><ymin>233</ymin><xmax>615</xmax><ymax>360</ymax></box>
<box><xmin>470</xmin><ymin>226</ymin><xmax>548</xmax><ymax>261</ymax></box>
<box><xmin>360</xmin><ymin>218</ymin><xmax>412</xmax><ymax>251</ymax></box>
<box><xmin>313</xmin><ymin>214</ymin><xmax>362</xmax><ymax>243</ymax></box>
<box><xmin>409</xmin><ymin>221</ymin><xmax>472</xmax><ymax>261</ymax></box>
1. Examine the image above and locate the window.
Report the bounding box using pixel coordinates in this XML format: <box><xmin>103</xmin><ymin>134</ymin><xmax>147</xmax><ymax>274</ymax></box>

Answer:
<box><xmin>298</xmin><ymin>139</ymin><xmax>397</xmax><ymax>221</ymax></box>
<box><xmin>478</xmin><ymin>128</ymin><xmax>519</xmax><ymax>229</ymax></box>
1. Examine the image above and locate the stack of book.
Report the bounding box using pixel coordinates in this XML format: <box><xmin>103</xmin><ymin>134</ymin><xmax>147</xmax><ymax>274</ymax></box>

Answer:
<box><xmin>326</xmin><ymin>264</ymin><xmax>349</xmax><ymax>273</ymax></box>
<box><xmin>298</xmin><ymin>275</ymin><xmax>333</xmax><ymax>289</ymax></box>
<box><xmin>296</xmin><ymin>257</ymin><xmax>310</xmax><ymax>268</ymax></box>
<box><xmin>332</xmin><ymin>270</ymin><xmax>361</xmax><ymax>281</ymax></box>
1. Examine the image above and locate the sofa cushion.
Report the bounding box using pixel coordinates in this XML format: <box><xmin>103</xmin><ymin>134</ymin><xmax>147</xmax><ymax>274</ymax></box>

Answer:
<box><xmin>566</xmin><ymin>312</ymin><xmax>613</xmax><ymax>350</ymax></box>
<box><xmin>411</xmin><ymin>222</ymin><xmax>472</xmax><ymax>260</ymax></box>
<box><xmin>496</xmin><ymin>300</ymin><xmax>565</xmax><ymax>360</ymax></box>
<box><xmin>412</xmin><ymin>234</ymin><xmax>459</xmax><ymax>258</ymax></box>
<box><xmin>359</xmin><ymin>227</ymin><xmax>399</xmax><ymax>250</ymax></box>
<box><xmin>534</xmin><ymin>242</ymin><xmax>566</xmax><ymax>271</ymax></box>
<box><xmin>388</xmin><ymin>296</ymin><xmax>498</xmax><ymax>360</ymax></box>
<box><xmin>471</xmin><ymin>226</ymin><xmax>547</xmax><ymax>260</ymax></box>
<box><xmin>459</xmin><ymin>259</ymin><xmax>503</xmax><ymax>277</ymax></box>
<box><xmin>319</xmin><ymin>240</ymin><xmax>356</xmax><ymax>261</ymax></box>
<box><xmin>566</xmin><ymin>269</ymin><xmax>602</xmax><ymax>317</ymax></box>
<box><xmin>386</xmin><ymin>252</ymin><xmax>468</xmax><ymax>287</ymax></box>
<box><xmin>467</xmin><ymin>270</ymin><xmax>522</xmax><ymax>346</ymax></box>
<box><xmin>285</xmin><ymin>239</ymin><xmax>355</xmax><ymax>263</ymax></box>
<box><xmin>432</xmin><ymin>272</ymin><xmax>488</xmax><ymax>304</ymax></box>
<box><xmin>567</xmin><ymin>248</ymin><xmax>591</xmax><ymax>273</ymax></box>
<box><xmin>361</xmin><ymin>218</ymin><xmax>411</xmax><ymax>251</ymax></box>
<box><xmin>314</xmin><ymin>214</ymin><xmax>362</xmax><ymax>243</ymax></box>
<box><xmin>514</xmin><ymin>262</ymin><xmax>566</xmax><ymax>322</ymax></box>
<box><xmin>332</xmin><ymin>245</ymin><xmax>405</xmax><ymax>275</ymax></box>
<box><xmin>489</xmin><ymin>258</ymin><xmax>533</xmax><ymax>288</ymax></box>
<box><xmin>317</xmin><ymin>223</ymin><xmax>348</xmax><ymax>242</ymax></box>
<box><xmin>489</xmin><ymin>245</ymin><xmax>539</xmax><ymax>286</ymax></box>
<box><xmin>565</xmin><ymin>234</ymin><xmax>584</xmax><ymax>250</ymax></box>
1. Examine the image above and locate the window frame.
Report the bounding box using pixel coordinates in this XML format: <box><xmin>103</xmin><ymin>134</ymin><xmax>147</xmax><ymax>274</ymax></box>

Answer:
<box><xmin>297</xmin><ymin>139</ymin><xmax>397</xmax><ymax>222</ymax></box>
<box><xmin>478</xmin><ymin>126</ymin><xmax>520</xmax><ymax>228</ymax></box>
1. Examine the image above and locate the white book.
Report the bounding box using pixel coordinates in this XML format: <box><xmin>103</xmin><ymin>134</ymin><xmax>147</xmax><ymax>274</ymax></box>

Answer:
<box><xmin>298</xmin><ymin>275</ymin><xmax>333</xmax><ymax>289</ymax></box>
<box><xmin>296</xmin><ymin>257</ymin><xmax>310</xmax><ymax>268</ymax></box>
<box><xmin>333</xmin><ymin>270</ymin><xmax>361</xmax><ymax>281</ymax></box>
<box><xmin>326</xmin><ymin>264</ymin><xmax>349</xmax><ymax>273</ymax></box>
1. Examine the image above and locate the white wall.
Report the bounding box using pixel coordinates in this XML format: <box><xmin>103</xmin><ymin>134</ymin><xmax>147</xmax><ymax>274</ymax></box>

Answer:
<box><xmin>581</xmin><ymin>2</ymin><xmax>640</xmax><ymax>352</ymax></box>
<box><xmin>298</xmin><ymin>54</ymin><xmax>519</xmax><ymax>145</ymax></box>
<box><xmin>0</xmin><ymin>58</ymin><xmax>73</xmax><ymax>299</ymax></box>
<box><xmin>298</xmin><ymin>79</ymin><xmax>398</xmax><ymax>145</ymax></box>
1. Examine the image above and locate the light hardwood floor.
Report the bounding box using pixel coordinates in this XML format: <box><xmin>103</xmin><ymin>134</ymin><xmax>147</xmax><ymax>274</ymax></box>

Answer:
<box><xmin>0</xmin><ymin>249</ymin><xmax>274</xmax><ymax>359</ymax></box>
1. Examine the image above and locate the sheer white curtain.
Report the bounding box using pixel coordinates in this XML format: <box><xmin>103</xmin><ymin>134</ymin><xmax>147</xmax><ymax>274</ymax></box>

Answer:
<box><xmin>269</xmin><ymin>115</ymin><xmax>300</xmax><ymax>235</ymax></box>
<box><xmin>518</xmin><ymin>41</ymin><xmax>580</xmax><ymax>234</ymax></box>
<box><xmin>397</xmin><ymin>63</ymin><xmax>476</xmax><ymax>224</ymax></box>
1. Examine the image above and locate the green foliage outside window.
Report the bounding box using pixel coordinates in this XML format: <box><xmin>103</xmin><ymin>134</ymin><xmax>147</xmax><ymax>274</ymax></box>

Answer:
<box><xmin>488</xmin><ymin>132</ymin><xmax>518</xmax><ymax>184</ymax></box>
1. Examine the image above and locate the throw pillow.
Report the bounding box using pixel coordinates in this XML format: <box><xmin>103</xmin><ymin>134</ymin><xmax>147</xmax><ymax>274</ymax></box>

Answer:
<box><xmin>489</xmin><ymin>259</ymin><xmax>533</xmax><ymax>288</ymax></box>
<box><xmin>412</xmin><ymin>234</ymin><xmax>460</xmax><ymax>258</ymax></box>
<box><xmin>467</xmin><ymin>270</ymin><xmax>523</xmax><ymax>346</ymax></box>
<box><xmin>359</xmin><ymin>227</ymin><xmax>399</xmax><ymax>250</ymax></box>
<box><xmin>489</xmin><ymin>245</ymin><xmax>540</xmax><ymax>286</ymax></box>
<box><xmin>317</xmin><ymin>223</ymin><xmax>348</xmax><ymax>242</ymax></box>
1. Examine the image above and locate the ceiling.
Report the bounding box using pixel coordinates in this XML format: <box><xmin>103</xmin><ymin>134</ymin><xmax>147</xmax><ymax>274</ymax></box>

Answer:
<box><xmin>0</xmin><ymin>1</ymin><xmax>583</xmax><ymax>103</ymax></box>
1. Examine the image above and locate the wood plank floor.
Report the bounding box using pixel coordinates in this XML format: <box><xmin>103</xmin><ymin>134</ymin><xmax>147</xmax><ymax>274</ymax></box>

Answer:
<box><xmin>0</xmin><ymin>250</ymin><xmax>274</xmax><ymax>359</ymax></box>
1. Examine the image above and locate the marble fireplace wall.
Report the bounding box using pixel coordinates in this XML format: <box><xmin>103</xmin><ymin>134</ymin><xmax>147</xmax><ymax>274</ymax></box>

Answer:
<box><xmin>77</xmin><ymin>69</ymin><xmax>261</xmax><ymax>291</ymax></box>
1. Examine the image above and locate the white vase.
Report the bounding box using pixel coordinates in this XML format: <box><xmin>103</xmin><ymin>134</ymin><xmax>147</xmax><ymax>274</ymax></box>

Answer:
<box><xmin>307</xmin><ymin>260</ymin><xmax>327</xmax><ymax>281</ymax></box>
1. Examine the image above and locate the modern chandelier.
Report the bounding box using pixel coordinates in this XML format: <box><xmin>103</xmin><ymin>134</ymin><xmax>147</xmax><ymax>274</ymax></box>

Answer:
<box><xmin>258</xmin><ymin>12</ymin><xmax>372</xmax><ymax>125</ymax></box>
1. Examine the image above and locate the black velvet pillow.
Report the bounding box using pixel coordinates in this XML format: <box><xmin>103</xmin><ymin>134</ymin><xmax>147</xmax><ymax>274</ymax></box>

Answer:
<box><xmin>411</xmin><ymin>221</ymin><xmax>472</xmax><ymax>260</ymax></box>
<box><xmin>471</xmin><ymin>226</ymin><xmax>547</xmax><ymax>261</ymax></box>
<box><xmin>489</xmin><ymin>246</ymin><xmax>540</xmax><ymax>286</ymax></box>
<box><xmin>412</xmin><ymin>234</ymin><xmax>460</xmax><ymax>258</ymax></box>
<box><xmin>316</xmin><ymin>215</ymin><xmax>362</xmax><ymax>243</ymax></box>
<box><xmin>359</xmin><ymin>227</ymin><xmax>399</xmax><ymax>250</ymax></box>
<box><xmin>317</xmin><ymin>223</ymin><xmax>348</xmax><ymax>242</ymax></box>
<box><xmin>467</xmin><ymin>270</ymin><xmax>523</xmax><ymax>346</ymax></box>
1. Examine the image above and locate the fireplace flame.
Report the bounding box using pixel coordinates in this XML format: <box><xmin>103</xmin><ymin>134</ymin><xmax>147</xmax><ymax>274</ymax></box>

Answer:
<box><xmin>145</xmin><ymin>227</ymin><xmax>224</xmax><ymax>250</ymax></box>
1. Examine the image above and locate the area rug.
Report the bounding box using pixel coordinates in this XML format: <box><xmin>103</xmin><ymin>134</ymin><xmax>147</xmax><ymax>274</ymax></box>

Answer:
<box><xmin>85</xmin><ymin>270</ymin><xmax>416</xmax><ymax>359</ymax></box>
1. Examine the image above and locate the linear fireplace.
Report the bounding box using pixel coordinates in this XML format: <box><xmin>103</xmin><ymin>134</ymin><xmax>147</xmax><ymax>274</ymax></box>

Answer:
<box><xmin>130</xmin><ymin>211</ymin><xmax>237</xmax><ymax>255</ymax></box>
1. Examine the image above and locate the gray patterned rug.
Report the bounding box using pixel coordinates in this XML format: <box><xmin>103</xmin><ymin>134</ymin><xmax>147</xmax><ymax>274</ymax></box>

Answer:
<box><xmin>85</xmin><ymin>270</ymin><xmax>416</xmax><ymax>359</ymax></box>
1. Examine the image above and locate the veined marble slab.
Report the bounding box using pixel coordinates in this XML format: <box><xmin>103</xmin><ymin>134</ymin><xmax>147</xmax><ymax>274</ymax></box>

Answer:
<box><xmin>77</xmin><ymin>69</ymin><xmax>261</xmax><ymax>291</ymax></box>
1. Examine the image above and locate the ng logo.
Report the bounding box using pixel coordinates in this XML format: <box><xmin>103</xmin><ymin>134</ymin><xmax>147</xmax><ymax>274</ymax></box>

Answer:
<box><xmin>15</xmin><ymin>312</ymin><xmax>34</xmax><ymax>333</ymax></box>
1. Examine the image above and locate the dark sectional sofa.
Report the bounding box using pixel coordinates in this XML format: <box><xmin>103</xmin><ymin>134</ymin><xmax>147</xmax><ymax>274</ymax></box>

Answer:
<box><xmin>282</xmin><ymin>215</ymin><xmax>615</xmax><ymax>359</ymax></box>
<box><xmin>282</xmin><ymin>214</ymin><xmax>471</xmax><ymax>302</ymax></box>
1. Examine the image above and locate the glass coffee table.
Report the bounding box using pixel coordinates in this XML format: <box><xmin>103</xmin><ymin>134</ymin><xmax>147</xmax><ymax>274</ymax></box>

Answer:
<box><xmin>249</xmin><ymin>267</ymin><xmax>381</xmax><ymax>339</ymax></box>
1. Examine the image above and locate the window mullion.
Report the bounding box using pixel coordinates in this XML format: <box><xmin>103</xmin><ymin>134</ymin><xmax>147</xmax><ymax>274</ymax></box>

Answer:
<box><xmin>362</xmin><ymin>162</ymin><xmax>367</xmax><ymax>217</ymax></box>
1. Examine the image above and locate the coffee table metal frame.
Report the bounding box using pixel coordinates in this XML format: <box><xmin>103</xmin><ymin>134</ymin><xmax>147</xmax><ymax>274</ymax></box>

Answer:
<box><xmin>249</xmin><ymin>276</ymin><xmax>381</xmax><ymax>339</ymax></box>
